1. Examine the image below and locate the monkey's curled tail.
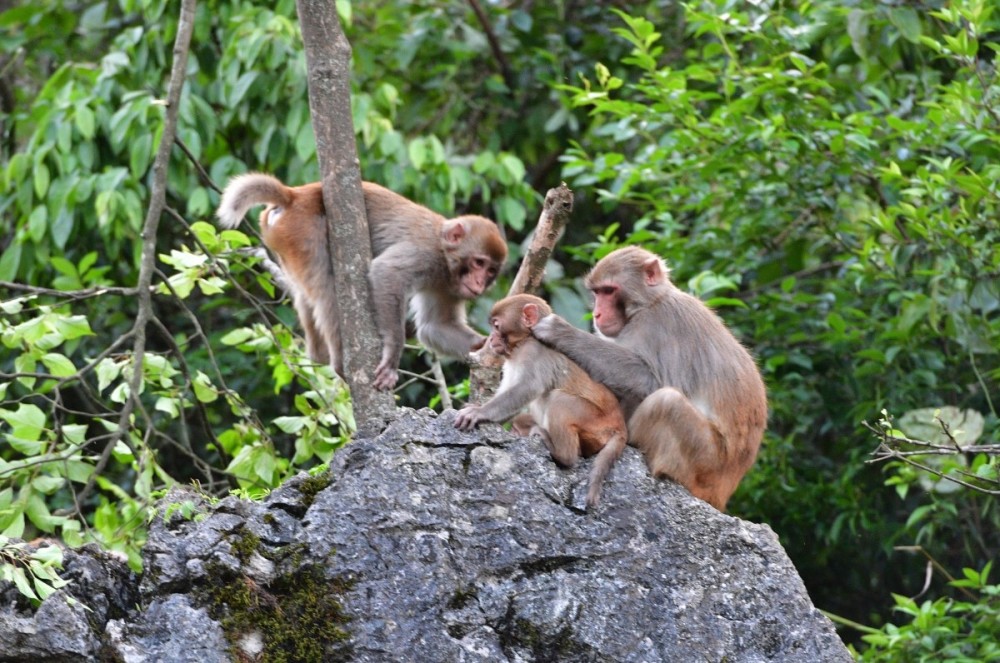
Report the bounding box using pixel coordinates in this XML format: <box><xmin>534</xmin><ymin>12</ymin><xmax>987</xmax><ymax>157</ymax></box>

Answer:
<box><xmin>587</xmin><ymin>429</ymin><xmax>628</xmax><ymax>507</ymax></box>
<box><xmin>216</xmin><ymin>173</ymin><xmax>294</xmax><ymax>228</ymax></box>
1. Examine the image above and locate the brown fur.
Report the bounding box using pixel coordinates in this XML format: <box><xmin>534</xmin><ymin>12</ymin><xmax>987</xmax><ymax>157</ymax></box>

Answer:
<box><xmin>454</xmin><ymin>294</ymin><xmax>628</xmax><ymax>507</ymax></box>
<box><xmin>217</xmin><ymin>173</ymin><xmax>507</xmax><ymax>389</ymax></box>
<box><xmin>532</xmin><ymin>247</ymin><xmax>767</xmax><ymax>511</ymax></box>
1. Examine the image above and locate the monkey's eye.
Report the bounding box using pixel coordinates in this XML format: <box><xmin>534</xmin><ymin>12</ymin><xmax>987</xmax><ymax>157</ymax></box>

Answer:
<box><xmin>592</xmin><ymin>286</ymin><xmax>617</xmax><ymax>297</ymax></box>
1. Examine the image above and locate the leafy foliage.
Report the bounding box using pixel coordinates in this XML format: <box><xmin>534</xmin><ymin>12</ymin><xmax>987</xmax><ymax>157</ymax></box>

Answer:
<box><xmin>0</xmin><ymin>536</ymin><xmax>69</xmax><ymax>604</ymax></box>
<box><xmin>858</xmin><ymin>563</ymin><xmax>1000</xmax><ymax>662</ymax></box>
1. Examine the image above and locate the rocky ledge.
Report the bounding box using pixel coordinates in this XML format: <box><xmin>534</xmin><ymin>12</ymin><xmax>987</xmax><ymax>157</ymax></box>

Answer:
<box><xmin>0</xmin><ymin>408</ymin><xmax>851</xmax><ymax>662</ymax></box>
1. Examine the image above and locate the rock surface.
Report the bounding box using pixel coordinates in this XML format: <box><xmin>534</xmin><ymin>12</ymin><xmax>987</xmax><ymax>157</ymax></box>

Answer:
<box><xmin>0</xmin><ymin>408</ymin><xmax>852</xmax><ymax>662</ymax></box>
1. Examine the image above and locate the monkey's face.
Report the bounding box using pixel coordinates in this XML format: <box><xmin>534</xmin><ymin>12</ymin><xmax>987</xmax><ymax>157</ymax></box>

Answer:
<box><xmin>591</xmin><ymin>284</ymin><xmax>627</xmax><ymax>337</ymax></box>
<box><xmin>487</xmin><ymin>329</ymin><xmax>510</xmax><ymax>356</ymax></box>
<box><xmin>457</xmin><ymin>255</ymin><xmax>501</xmax><ymax>299</ymax></box>
<box><xmin>487</xmin><ymin>313</ymin><xmax>530</xmax><ymax>357</ymax></box>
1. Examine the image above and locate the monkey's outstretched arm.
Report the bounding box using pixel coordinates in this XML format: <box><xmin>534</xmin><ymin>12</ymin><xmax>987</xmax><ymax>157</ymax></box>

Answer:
<box><xmin>532</xmin><ymin>314</ymin><xmax>658</xmax><ymax>407</ymax></box>
<box><xmin>411</xmin><ymin>292</ymin><xmax>483</xmax><ymax>358</ymax></box>
<box><xmin>454</xmin><ymin>341</ymin><xmax>561</xmax><ymax>431</ymax></box>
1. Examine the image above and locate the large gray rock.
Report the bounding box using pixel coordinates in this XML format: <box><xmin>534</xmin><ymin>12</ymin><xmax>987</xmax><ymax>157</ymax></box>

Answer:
<box><xmin>0</xmin><ymin>408</ymin><xmax>851</xmax><ymax>662</ymax></box>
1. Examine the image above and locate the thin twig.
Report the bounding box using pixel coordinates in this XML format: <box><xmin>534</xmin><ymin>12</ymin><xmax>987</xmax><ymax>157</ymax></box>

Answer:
<box><xmin>87</xmin><ymin>0</ymin><xmax>197</xmax><ymax>504</ymax></box>
<box><xmin>466</xmin><ymin>0</ymin><xmax>516</xmax><ymax>94</ymax></box>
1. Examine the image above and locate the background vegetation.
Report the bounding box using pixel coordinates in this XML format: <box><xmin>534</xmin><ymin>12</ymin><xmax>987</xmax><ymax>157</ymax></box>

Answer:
<box><xmin>1</xmin><ymin>0</ymin><xmax>997</xmax><ymax>658</ymax></box>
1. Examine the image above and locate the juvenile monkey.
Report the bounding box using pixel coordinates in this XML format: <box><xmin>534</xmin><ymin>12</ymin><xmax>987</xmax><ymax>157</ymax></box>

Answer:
<box><xmin>454</xmin><ymin>294</ymin><xmax>628</xmax><ymax>507</ymax></box>
<box><xmin>531</xmin><ymin>247</ymin><xmax>767</xmax><ymax>511</ymax></box>
<box><xmin>216</xmin><ymin>174</ymin><xmax>508</xmax><ymax>390</ymax></box>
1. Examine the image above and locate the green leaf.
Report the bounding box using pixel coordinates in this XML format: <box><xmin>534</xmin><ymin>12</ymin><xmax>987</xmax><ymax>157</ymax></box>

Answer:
<box><xmin>846</xmin><ymin>9</ymin><xmax>869</xmax><ymax>58</ymax></box>
<box><xmin>3</xmin><ymin>512</ymin><xmax>25</xmax><ymax>539</ymax></box>
<box><xmin>230</xmin><ymin>71</ymin><xmax>259</xmax><ymax>107</ymax></box>
<box><xmin>704</xmin><ymin>297</ymin><xmax>748</xmax><ymax>309</ymax></box>
<box><xmin>408</xmin><ymin>139</ymin><xmax>427</xmax><ymax>170</ymax></box>
<box><xmin>129</xmin><ymin>133</ymin><xmax>153</xmax><ymax>177</ymax></box>
<box><xmin>33</xmin><ymin>162</ymin><xmax>50</xmax><ymax>198</ymax></box>
<box><xmin>0</xmin><ymin>404</ymin><xmax>47</xmax><ymax>441</ymax></box>
<box><xmin>96</xmin><ymin>358</ymin><xmax>123</xmax><ymax>392</ymax></box>
<box><xmin>888</xmin><ymin>7</ymin><xmax>922</xmax><ymax>43</ymax></box>
<box><xmin>26</xmin><ymin>491</ymin><xmax>62</xmax><ymax>532</ymax></box>
<box><xmin>32</xmin><ymin>576</ymin><xmax>59</xmax><ymax>601</ymax></box>
<box><xmin>28</xmin><ymin>206</ymin><xmax>48</xmax><ymax>242</ymax></box>
<box><xmin>273</xmin><ymin>416</ymin><xmax>306</xmax><ymax>434</ymax></box>
<box><xmin>221</xmin><ymin>328</ymin><xmax>256</xmax><ymax>345</ymax></box>
<box><xmin>254</xmin><ymin>450</ymin><xmax>277</xmax><ymax>484</ymax></box>
<box><xmin>31</xmin><ymin>476</ymin><xmax>65</xmax><ymax>494</ymax></box>
<box><xmin>49</xmin><ymin>256</ymin><xmax>77</xmax><ymax>278</ymax></box>
<box><xmin>0</xmin><ymin>243</ymin><xmax>22</xmax><ymax>281</ymax></box>
<box><xmin>335</xmin><ymin>0</ymin><xmax>351</xmax><ymax>25</ymax></box>
<box><xmin>75</xmin><ymin>105</ymin><xmax>96</xmax><ymax>140</ymax></box>
<box><xmin>12</xmin><ymin>567</ymin><xmax>37</xmax><ymax>601</ymax></box>
<box><xmin>41</xmin><ymin>353</ymin><xmax>76</xmax><ymax>378</ymax></box>
<box><xmin>54</xmin><ymin>316</ymin><xmax>94</xmax><ymax>340</ymax></box>
<box><xmin>499</xmin><ymin>153</ymin><xmax>526</xmax><ymax>183</ymax></box>
<box><xmin>30</xmin><ymin>544</ymin><xmax>64</xmax><ymax>566</ymax></box>
<box><xmin>155</xmin><ymin>396</ymin><xmax>180</xmax><ymax>418</ymax></box>
<box><xmin>472</xmin><ymin>152</ymin><xmax>494</xmax><ymax>174</ymax></box>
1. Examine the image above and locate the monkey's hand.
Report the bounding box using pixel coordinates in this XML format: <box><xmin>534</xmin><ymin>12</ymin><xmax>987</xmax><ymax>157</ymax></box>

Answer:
<box><xmin>373</xmin><ymin>359</ymin><xmax>399</xmax><ymax>391</ymax></box>
<box><xmin>530</xmin><ymin>313</ymin><xmax>572</xmax><ymax>344</ymax></box>
<box><xmin>454</xmin><ymin>405</ymin><xmax>487</xmax><ymax>432</ymax></box>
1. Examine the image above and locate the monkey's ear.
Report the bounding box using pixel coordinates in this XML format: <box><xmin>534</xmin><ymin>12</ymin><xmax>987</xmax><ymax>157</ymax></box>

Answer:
<box><xmin>642</xmin><ymin>257</ymin><xmax>665</xmax><ymax>287</ymax></box>
<box><xmin>442</xmin><ymin>220</ymin><xmax>467</xmax><ymax>246</ymax></box>
<box><xmin>521</xmin><ymin>303</ymin><xmax>540</xmax><ymax>328</ymax></box>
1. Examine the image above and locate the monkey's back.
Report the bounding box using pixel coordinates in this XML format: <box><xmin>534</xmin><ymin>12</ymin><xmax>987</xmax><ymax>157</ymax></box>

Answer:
<box><xmin>362</xmin><ymin>181</ymin><xmax>445</xmax><ymax>255</ymax></box>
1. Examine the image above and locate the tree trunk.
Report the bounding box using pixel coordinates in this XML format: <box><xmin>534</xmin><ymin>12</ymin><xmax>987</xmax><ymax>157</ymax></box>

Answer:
<box><xmin>295</xmin><ymin>2</ymin><xmax>395</xmax><ymax>423</ymax></box>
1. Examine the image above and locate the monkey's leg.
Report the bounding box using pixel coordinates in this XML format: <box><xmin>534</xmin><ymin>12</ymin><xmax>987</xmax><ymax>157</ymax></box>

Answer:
<box><xmin>628</xmin><ymin>387</ymin><xmax>729</xmax><ymax>510</ymax></box>
<box><xmin>296</xmin><ymin>287</ymin><xmax>343</xmax><ymax>378</ymax></box>
<box><xmin>292</xmin><ymin>292</ymin><xmax>330</xmax><ymax>365</ymax></box>
<box><xmin>539</xmin><ymin>393</ymin><xmax>585</xmax><ymax>468</ymax></box>
<box><xmin>511</xmin><ymin>413</ymin><xmax>537</xmax><ymax>437</ymax></box>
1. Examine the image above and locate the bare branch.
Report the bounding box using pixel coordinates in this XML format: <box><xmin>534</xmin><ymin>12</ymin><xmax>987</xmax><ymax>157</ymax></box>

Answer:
<box><xmin>507</xmin><ymin>183</ymin><xmax>574</xmax><ymax>296</ymax></box>
<box><xmin>864</xmin><ymin>420</ymin><xmax>1000</xmax><ymax>495</ymax></box>
<box><xmin>466</xmin><ymin>0</ymin><xmax>516</xmax><ymax>94</ymax></box>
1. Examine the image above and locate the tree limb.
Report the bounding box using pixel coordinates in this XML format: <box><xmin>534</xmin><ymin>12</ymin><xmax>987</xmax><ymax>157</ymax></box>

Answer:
<box><xmin>295</xmin><ymin>0</ymin><xmax>395</xmax><ymax>423</ymax></box>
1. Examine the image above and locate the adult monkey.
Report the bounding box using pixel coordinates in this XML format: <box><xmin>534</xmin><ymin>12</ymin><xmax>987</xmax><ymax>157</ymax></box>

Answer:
<box><xmin>217</xmin><ymin>173</ymin><xmax>507</xmax><ymax>390</ymax></box>
<box><xmin>531</xmin><ymin>246</ymin><xmax>767</xmax><ymax>511</ymax></box>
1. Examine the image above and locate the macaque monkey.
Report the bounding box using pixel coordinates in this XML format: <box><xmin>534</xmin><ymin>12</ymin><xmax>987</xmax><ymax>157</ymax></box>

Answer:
<box><xmin>531</xmin><ymin>247</ymin><xmax>767</xmax><ymax>511</ymax></box>
<box><xmin>454</xmin><ymin>294</ymin><xmax>628</xmax><ymax>507</ymax></box>
<box><xmin>216</xmin><ymin>173</ymin><xmax>508</xmax><ymax>390</ymax></box>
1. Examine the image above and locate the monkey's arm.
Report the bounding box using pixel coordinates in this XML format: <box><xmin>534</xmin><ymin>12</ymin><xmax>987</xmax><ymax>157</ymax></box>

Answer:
<box><xmin>532</xmin><ymin>314</ymin><xmax>659</xmax><ymax>406</ymax></box>
<box><xmin>454</xmin><ymin>343</ymin><xmax>561</xmax><ymax>431</ymax></box>
<box><xmin>411</xmin><ymin>292</ymin><xmax>484</xmax><ymax>358</ymax></box>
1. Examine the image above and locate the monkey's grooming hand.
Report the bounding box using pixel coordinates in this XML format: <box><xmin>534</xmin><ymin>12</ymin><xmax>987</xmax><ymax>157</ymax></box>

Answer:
<box><xmin>373</xmin><ymin>360</ymin><xmax>399</xmax><ymax>391</ymax></box>
<box><xmin>530</xmin><ymin>313</ymin><xmax>571</xmax><ymax>344</ymax></box>
<box><xmin>454</xmin><ymin>405</ymin><xmax>487</xmax><ymax>431</ymax></box>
